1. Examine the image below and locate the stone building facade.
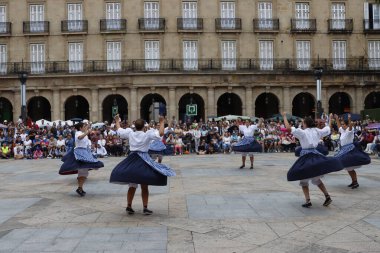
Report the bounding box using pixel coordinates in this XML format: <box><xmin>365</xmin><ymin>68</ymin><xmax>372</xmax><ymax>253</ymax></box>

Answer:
<box><xmin>0</xmin><ymin>0</ymin><xmax>379</xmax><ymax>123</ymax></box>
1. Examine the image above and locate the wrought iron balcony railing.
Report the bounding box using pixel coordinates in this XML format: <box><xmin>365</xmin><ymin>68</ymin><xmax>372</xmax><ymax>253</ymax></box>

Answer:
<box><xmin>291</xmin><ymin>19</ymin><xmax>317</xmax><ymax>33</ymax></box>
<box><xmin>100</xmin><ymin>19</ymin><xmax>127</xmax><ymax>33</ymax></box>
<box><xmin>0</xmin><ymin>22</ymin><xmax>11</xmax><ymax>35</ymax></box>
<box><xmin>177</xmin><ymin>18</ymin><xmax>203</xmax><ymax>31</ymax></box>
<box><xmin>328</xmin><ymin>19</ymin><xmax>353</xmax><ymax>33</ymax></box>
<box><xmin>363</xmin><ymin>19</ymin><xmax>380</xmax><ymax>34</ymax></box>
<box><xmin>138</xmin><ymin>18</ymin><xmax>165</xmax><ymax>31</ymax></box>
<box><xmin>253</xmin><ymin>19</ymin><xmax>279</xmax><ymax>32</ymax></box>
<box><xmin>61</xmin><ymin>20</ymin><xmax>88</xmax><ymax>33</ymax></box>
<box><xmin>23</xmin><ymin>21</ymin><xmax>50</xmax><ymax>34</ymax></box>
<box><xmin>0</xmin><ymin>58</ymin><xmax>378</xmax><ymax>76</ymax></box>
<box><xmin>215</xmin><ymin>18</ymin><xmax>242</xmax><ymax>31</ymax></box>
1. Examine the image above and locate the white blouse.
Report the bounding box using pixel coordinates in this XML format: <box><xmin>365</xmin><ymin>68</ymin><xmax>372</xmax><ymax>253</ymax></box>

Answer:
<box><xmin>291</xmin><ymin>126</ymin><xmax>330</xmax><ymax>149</ymax></box>
<box><xmin>239</xmin><ymin>124</ymin><xmax>258</xmax><ymax>137</ymax></box>
<box><xmin>339</xmin><ymin>127</ymin><xmax>354</xmax><ymax>146</ymax></box>
<box><xmin>75</xmin><ymin>131</ymin><xmax>90</xmax><ymax>148</ymax></box>
<box><xmin>118</xmin><ymin>128</ymin><xmax>161</xmax><ymax>152</ymax></box>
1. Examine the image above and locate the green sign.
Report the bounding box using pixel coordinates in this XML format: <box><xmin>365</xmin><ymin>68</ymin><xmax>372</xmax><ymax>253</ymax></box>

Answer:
<box><xmin>186</xmin><ymin>104</ymin><xmax>197</xmax><ymax>116</ymax></box>
<box><xmin>112</xmin><ymin>106</ymin><xmax>119</xmax><ymax>118</ymax></box>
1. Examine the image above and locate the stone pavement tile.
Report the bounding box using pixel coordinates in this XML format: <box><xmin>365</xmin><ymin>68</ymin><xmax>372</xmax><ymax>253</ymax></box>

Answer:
<box><xmin>301</xmin><ymin>220</ymin><xmax>355</xmax><ymax>236</ymax></box>
<box><xmin>14</xmin><ymin>242</ymin><xmax>54</xmax><ymax>252</ymax></box>
<box><xmin>317</xmin><ymin>241</ymin><xmax>380</xmax><ymax>252</ymax></box>
<box><xmin>192</xmin><ymin>231</ymin><xmax>256</xmax><ymax>250</ymax></box>
<box><xmin>135</xmin><ymin>250</ymin><xmax>167</xmax><ymax>253</ymax></box>
<box><xmin>139</xmin><ymin>232</ymin><xmax>168</xmax><ymax>241</ymax></box>
<box><xmin>350</xmin><ymin>221</ymin><xmax>380</xmax><ymax>242</ymax></box>
<box><xmin>127</xmin><ymin>226</ymin><xmax>167</xmax><ymax>234</ymax></box>
<box><xmin>247</xmin><ymin>238</ymin><xmax>309</xmax><ymax>253</ymax></box>
<box><xmin>24</xmin><ymin>228</ymin><xmax>64</xmax><ymax>243</ymax></box>
<box><xmin>0</xmin><ymin>228</ymin><xmax>36</xmax><ymax>240</ymax></box>
<box><xmin>109</xmin><ymin>233</ymin><xmax>140</xmax><ymax>242</ymax></box>
<box><xmin>281</xmin><ymin>230</ymin><xmax>327</xmax><ymax>244</ymax></box>
<box><xmin>194</xmin><ymin>246</ymin><xmax>257</xmax><ymax>253</ymax></box>
<box><xmin>0</xmin><ymin>239</ymin><xmax>21</xmax><ymax>251</ymax></box>
<box><xmin>88</xmin><ymin>227</ymin><xmax>130</xmax><ymax>234</ymax></box>
<box><xmin>121</xmin><ymin>241</ymin><xmax>167</xmax><ymax>250</ymax></box>
<box><xmin>82</xmin><ymin>233</ymin><xmax>113</xmax><ymax>242</ymax></box>
<box><xmin>318</xmin><ymin>226</ymin><xmax>373</xmax><ymax>244</ymax></box>
<box><xmin>75</xmin><ymin>241</ymin><xmax>123</xmax><ymax>251</ymax></box>
<box><xmin>43</xmin><ymin>238</ymin><xmax>81</xmax><ymax>252</ymax></box>
<box><xmin>267</xmin><ymin>222</ymin><xmax>299</xmax><ymax>237</ymax></box>
<box><xmin>295</xmin><ymin>243</ymin><xmax>350</xmax><ymax>253</ymax></box>
<box><xmin>58</xmin><ymin>227</ymin><xmax>90</xmax><ymax>239</ymax></box>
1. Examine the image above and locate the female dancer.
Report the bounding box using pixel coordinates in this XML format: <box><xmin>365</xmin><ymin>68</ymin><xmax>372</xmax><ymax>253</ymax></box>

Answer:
<box><xmin>59</xmin><ymin>122</ymin><xmax>104</xmax><ymax>196</ymax></box>
<box><xmin>110</xmin><ymin>115</ymin><xmax>175</xmax><ymax>215</ymax></box>
<box><xmin>149</xmin><ymin>123</ymin><xmax>166</xmax><ymax>163</ymax></box>
<box><xmin>334</xmin><ymin>114</ymin><xmax>371</xmax><ymax>189</ymax></box>
<box><xmin>283</xmin><ymin>112</ymin><xmax>343</xmax><ymax>208</ymax></box>
<box><xmin>232</xmin><ymin>118</ymin><xmax>262</xmax><ymax>169</ymax></box>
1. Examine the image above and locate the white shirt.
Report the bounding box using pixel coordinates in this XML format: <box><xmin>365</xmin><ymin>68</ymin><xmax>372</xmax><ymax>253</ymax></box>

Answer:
<box><xmin>118</xmin><ymin>128</ymin><xmax>160</xmax><ymax>152</ymax></box>
<box><xmin>291</xmin><ymin>126</ymin><xmax>331</xmax><ymax>149</ymax></box>
<box><xmin>96</xmin><ymin>146</ymin><xmax>107</xmax><ymax>156</ymax></box>
<box><xmin>75</xmin><ymin>131</ymin><xmax>90</xmax><ymax>148</ymax></box>
<box><xmin>57</xmin><ymin>139</ymin><xmax>65</xmax><ymax>148</ymax></box>
<box><xmin>339</xmin><ymin>127</ymin><xmax>354</xmax><ymax>146</ymax></box>
<box><xmin>239</xmin><ymin>124</ymin><xmax>258</xmax><ymax>137</ymax></box>
<box><xmin>223</xmin><ymin>136</ymin><xmax>231</xmax><ymax>144</ymax></box>
<box><xmin>24</xmin><ymin>140</ymin><xmax>32</xmax><ymax>148</ymax></box>
<box><xmin>20</xmin><ymin>133</ymin><xmax>27</xmax><ymax>142</ymax></box>
<box><xmin>97</xmin><ymin>139</ymin><xmax>106</xmax><ymax>147</ymax></box>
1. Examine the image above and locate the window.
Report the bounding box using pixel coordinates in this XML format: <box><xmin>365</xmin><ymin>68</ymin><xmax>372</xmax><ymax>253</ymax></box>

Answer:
<box><xmin>30</xmin><ymin>5</ymin><xmax>44</xmax><ymax>32</ymax></box>
<box><xmin>68</xmin><ymin>42</ymin><xmax>83</xmax><ymax>73</ymax></box>
<box><xmin>331</xmin><ymin>3</ymin><xmax>345</xmax><ymax>29</ymax></box>
<box><xmin>107</xmin><ymin>41</ymin><xmax>121</xmax><ymax>72</ymax></box>
<box><xmin>0</xmin><ymin>44</ymin><xmax>6</xmax><ymax>74</ymax></box>
<box><xmin>106</xmin><ymin>2</ymin><xmax>121</xmax><ymax>30</ymax></box>
<box><xmin>296</xmin><ymin>41</ymin><xmax>310</xmax><ymax>70</ymax></box>
<box><xmin>295</xmin><ymin>3</ymin><xmax>310</xmax><ymax>29</ymax></box>
<box><xmin>182</xmin><ymin>1</ymin><xmax>197</xmax><ymax>29</ymax></box>
<box><xmin>30</xmin><ymin>44</ymin><xmax>45</xmax><ymax>74</ymax></box>
<box><xmin>0</xmin><ymin>6</ymin><xmax>6</xmax><ymax>33</ymax></box>
<box><xmin>332</xmin><ymin>41</ymin><xmax>346</xmax><ymax>70</ymax></box>
<box><xmin>258</xmin><ymin>2</ymin><xmax>273</xmax><ymax>29</ymax></box>
<box><xmin>145</xmin><ymin>41</ymin><xmax>160</xmax><ymax>71</ymax></box>
<box><xmin>364</xmin><ymin>3</ymin><xmax>380</xmax><ymax>30</ymax></box>
<box><xmin>369</xmin><ymin>41</ymin><xmax>380</xmax><ymax>70</ymax></box>
<box><xmin>259</xmin><ymin>41</ymin><xmax>273</xmax><ymax>70</ymax></box>
<box><xmin>68</xmin><ymin>3</ymin><xmax>83</xmax><ymax>31</ymax></box>
<box><xmin>221</xmin><ymin>41</ymin><xmax>236</xmax><ymax>70</ymax></box>
<box><xmin>221</xmin><ymin>2</ymin><xmax>235</xmax><ymax>28</ymax></box>
<box><xmin>183</xmin><ymin>41</ymin><xmax>198</xmax><ymax>70</ymax></box>
<box><xmin>144</xmin><ymin>2</ymin><xmax>159</xmax><ymax>29</ymax></box>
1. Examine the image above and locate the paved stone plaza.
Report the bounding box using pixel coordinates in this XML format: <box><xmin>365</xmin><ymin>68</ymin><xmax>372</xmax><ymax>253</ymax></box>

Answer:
<box><xmin>0</xmin><ymin>153</ymin><xmax>380</xmax><ymax>253</ymax></box>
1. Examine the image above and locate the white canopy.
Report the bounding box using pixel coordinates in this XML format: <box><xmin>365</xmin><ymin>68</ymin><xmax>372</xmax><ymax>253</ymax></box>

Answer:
<box><xmin>214</xmin><ymin>115</ymin><xmax>251</xmax><ymax>121</ymax></box>
<box><xmin>36</xmin><ymin>119</ymin><xmax>52</xmax><ymax>127</ymax></box>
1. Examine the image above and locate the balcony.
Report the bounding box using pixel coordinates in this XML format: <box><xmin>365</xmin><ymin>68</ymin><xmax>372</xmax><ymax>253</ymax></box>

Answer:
<box><xmin>23</xmin><ymin>21</ymin><xmax>49</xmax><ymax>35</ymax></box>
<box><xmin>364</xmin><ymin>19</ymin><xmax>380</xmax><ymax>34</ymax></box>
<box><xmin>291</xmin><ymin>19</ymin><xmax>317</xmax><ymax>33</ymax></box>
<box><xmin>177</xmin><ymin>18</ymin><xmax>203</xmax><ymax>32</ymax></box>
<box><xmin>253</xmin><ymin>19</ymin><xmax>279</xmax><ymax>33</ymax></box>
<box><xmin>0</xmin><ymin>22</ymin><xmax>11</xmax><ymax>36</ymax></box>
<box><xmin>215</xmin><ymin>18</ymin><xmax>242</xmax><ymax>32</ymax></box>
<box><xmin>138</xmin><ymin>18</ymin><xmax>165</xmax><ymax>32</ymax></box>
<box><xmin>100</xmin><ymin>19</ymin><xmax>127</xmax><ymax>33</ymax></box>
<box><xmin>61</xmin><ymin>20</ymin><xmax>88</xmax><ymax>34</ymax></box>
<box><xmin>328</xmin><ymin>19</ymin><xmax>353</xmax><ymax>33</ymax></box>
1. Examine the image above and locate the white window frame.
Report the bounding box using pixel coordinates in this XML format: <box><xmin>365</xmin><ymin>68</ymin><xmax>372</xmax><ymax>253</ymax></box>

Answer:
<box><xmin>30</xmin><ymin>4</ymin><xmax>44</xmax><ymax>32</ymax></box>
<box><xmin>144</xmin><ymin>2</ymin><xmax>159</xmax><ymax>29</ymax></box>
<box><xmin>332</xmin><ymin>40</ymin><xmax>346</xmax><ymax>70</ymax></box>
<box><xmin>183</xmin><ymin>41</ymin><xmax>198</xmax><ymax>70</ymax></box>
<box><xmin>221</xmin><ymin>2</ymin><xmax>235</xmax><ymax>29</ymax></box>
<box><xmin>0</xmin><ymin>6</ymin><xmax>7</xmax><ymax>33</ymax></box>
<box><xmin>258</xmin><ymin>2</ymin><xmax>273</xmax><ymax>29</ymax></box>
<box><xmin>259</xmin><ymin>41</ymin><xmax>274</xmax><ymax>70</ymax></box>
<box><xmin>67</xmin><ymin>3</ymin><xmax>83</xmax><ymax>31</ymax></box>
<box><xmin>368</xmin><ymin>41</ymin><xmax>380</xmax><ymax>70</ymax></box>
<box><xmin>295</xmin><ymin>3</ymin><xmax>310</xmax><ymax>29</ymax></box>
<box><xmin>30</xmin><ymin>44</ymin><xmax>45</xmax><ymax>74</ymax></box>
<box><xmin>107</xmin><ymin>41</ymin><xmax>122</xmax><ymax>72</ymax></box>
<box><xmin>221</xmin><ymin>41</ymin><xmax>236</xmax><ymax>70</ymax></box>
<box><xmin>296</xmin><ymin>41</ymin><xmax>311</xmax><ymax>70</ymax></box>
<box><xmin>374</xmin><ymin>4</ymin><xmax>380</xmax><ymax>29</ymax></box>
<box><xmin>0</xmin><ymin>44</ymin><xmax>7</xmax><ymax>74</ymax></box>
<box><xmin>331</xmin><ymin>3</ymin><xmax>346</xmax><ymax>29</ymax></box>
<box><xmin>145</xmin><ymin>41</ymin><xmax>160</xmax><ymax>71</ymax></box>
<box><xmin>68</xmin><ymin>42</ymin><xmax>83</xmax><ymax>73</ymax></box>
<box><xmin>106</xmin><ymin>2</ymin><xmax>121</xmax><ymax>30</ymax></box>
<box><xmin>182</xmin><ymin>1</ymin><xmax>197</xmax><ymax>29</ymax></box>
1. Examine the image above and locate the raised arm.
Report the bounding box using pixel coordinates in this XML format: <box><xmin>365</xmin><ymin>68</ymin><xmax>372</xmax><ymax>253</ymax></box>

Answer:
<box><xmin>348</xmin><ymin>114</ymin><xmax>353</xmax><ymax>131</ymax></box>
<box><xmin>159</xmin><ymin>116</ymin><xmax>165</xmax><ymax>137</ymax></box>
<box><xmin>334</xmin><ymin>114</ymin><xmax>341</xmax><ymax>129</ymax></box>
<box><xmin>114</xmin><ymin>114</ymin><xmax>121</xmax><ymax>130</ymax></box>
<box><xmin>282</xmin><ymin>112</ymin><xmax>291</xmax><ymax>132</ymax></box>
<box><xmin>77</xmin><ymin>124</ymin><xmax>90</xmax><ymax>140</ymax></box>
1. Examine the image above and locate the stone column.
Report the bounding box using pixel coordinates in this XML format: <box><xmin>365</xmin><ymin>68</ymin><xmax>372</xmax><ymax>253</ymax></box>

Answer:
<box><xmin>207</xmin><ymin>87</ymin><xmax>215</xmax><ymax>118</ymax></box>
<box><xmin>321</xmin><ymin>87</ymin><xmax>328</xmax><ymax>114</ymax></box>
<box><xmin>245</xmin><ymin>86</ymin><xmax>253</xmax><ymax>116</ymax></box>
<box><xmin>355</xmin><ymin>87</ymin><xmax>364</xmax><ymax>114</ymax></box>
<box><xmin>13</xmin><ymin>90</ymin><xmax>21</xmax><ymax>121</ymax></box>
<box><xmin>91</xmin><ymin>88</ymin><xmax>99</xmax><ymax>122</ymax></box>
<box><xmin>168</xmin><ymin>87</ymin><xmax>176</xmax><ymax>120</ymax></box>
<box><xmin>52</xmin><ymin>89</ymin><xmax>60</xmax><ymax>120</ymax></box>
<box><xmin>130</xmin><ymin>88</ymin><xmax>138</xmax><ymax>121</ymax></box>
<box><xmin>283</xmin><ymin>87</ymin><xmax>291</xmax><ymax>113</ymax></box>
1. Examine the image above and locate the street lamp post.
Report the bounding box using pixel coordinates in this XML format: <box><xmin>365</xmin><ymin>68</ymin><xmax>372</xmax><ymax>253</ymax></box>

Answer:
<box><xmin>314</xmin><ymin>67</ymin><xmax>323</xmax><ymax>119</ymax></box>
<box><xmin>18</xmin><ymin>71</ymin><xmax>28</xmax><ymax>123</ymax></box>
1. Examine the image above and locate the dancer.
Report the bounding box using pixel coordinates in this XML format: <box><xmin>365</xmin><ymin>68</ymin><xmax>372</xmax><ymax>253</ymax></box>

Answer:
<box><xmin>283</xmin><ymin>112</ymin><xmax>344</xmax><ymax>208</ymax></box>
<box><xmin>59</xmin><ymin>122</ymin><xmax>104</xmax><ymax>196</ymax></box>
<box><xmin>110</xmin><ymin>115</ymin><xmax>175</xmax><ymax>215</ymax></box>
<box><xmin>149</xmin><ymin>123</ymin><xmax>166</xmax><ymax>163</ymax></box>
<box><xmin>334</xmin><ymin>114</ymin><xmax>371</xmax><ymax>189</ymax></box>
<box><xmin>232</xmin><ymin>118</ymin><xmax>262</xmax><ymax>169</ymax></box>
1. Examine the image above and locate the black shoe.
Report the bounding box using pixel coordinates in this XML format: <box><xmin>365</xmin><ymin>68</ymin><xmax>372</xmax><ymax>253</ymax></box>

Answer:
<box><xmin>250</xmin><ymin>165</ymin><xmax>254</xmax><ymax>170</ymax></box>
<box><xmin>76</xmin><ymin>188</ymin><xmax>85</xmax><ymax>197</ymax></box>
<box><xmin>351</xmin><ymin>182</ymin><xmax>359</xmax><ymax>189</ymax></box>
<box><xmin>323</xmin><ymin>196</ymin><xmax>332</xmax><ymax>207</ymax></box>
<box><xmin>143</xmin><ymin>208</ymin><xmax>153</xmax><ymax>215</ymax></box>
<box><xmin>126</xmin><ymin>207</ymin><xmax>135</xmax><ymax>215</ymax></box>
<box><xmin>302</xmin><ymin>201</ymin><xmax>312</xmax><ymax>208</ymax></box>
<box><xmin>239</xmin><ymin>165</ymin><xmax>245</xmax><ymax>169</ymax></box>
<box><xmin>347</xmin><ymin>182</ymin><xmax>354</xmax><ymax>187</ymax></box>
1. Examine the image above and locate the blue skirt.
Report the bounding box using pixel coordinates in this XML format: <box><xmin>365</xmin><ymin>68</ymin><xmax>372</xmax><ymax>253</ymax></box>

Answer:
<box><xmin>110</xmin><ymin>152</ymin><xmax>175</xmax><ymax>186</ymax></box>
<box><xmin>148</xmin><ymin>140</ymin><xmax>167</xmax><ymax>155</ymax></box>
<box><xmin>294</xmin><ymin>144</ymin><xmax>329</xmax><ymax>157</ymax></box>
<box><xmin>232</xmin><ymin>137</ymin><xmax>262</xmax><ymax>153</ymax></box>
<box><xmin>335</xmin><ymin>145</ymin><xmax>371</xmax><ymax>168</ymax></box>
<box><xmin>59</xmin><ymin>149</ymin><xmax>104</xmax><ymax>175</ymax></box>
<box><xmin>287</xmin><ymin>152</ymin><xmax>344</xmax><ymax>181</ymax></box>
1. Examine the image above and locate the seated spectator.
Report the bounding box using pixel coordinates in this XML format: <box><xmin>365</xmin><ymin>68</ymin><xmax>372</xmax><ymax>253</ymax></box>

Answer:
<box><xmin>197</xmin><ymin>140</ymin><xmax>207</xmax><ymax>155</ymax></box>
<box><xmin>330</xmin><ymin>130</ymin><xmax>340</xmax><ymax>151</ymax></box>
<box><xmin>1</xmin><ymin>142</ymin><xmax>11</xmax><ymax>159</ymax></box>
<box><xmin>55</xmin><ymin>146</ymin><xmax>65</xmax><ymax>159</ymax></box>
<box><xmin>33</xmin><ymin>147</ymin><xmax>43</xmax><ymax>159</ymax></box>
<box><xmin>48</xmin><ymin>135</ymin><xmax>57</xmax><ymax>154</ymax></box>
<box><xmin>13</xmin><ymin>144</ymin><xmax>24</xmax><ymax>160</ymax></box>
<box><xmin>95</xmin><ymin>143</ymin><xmax>108</xmax><ymax>158</ymax></box>
<box><xmin>174</xmin><ymin>136</ymin><xmax>184</xmax><ymax>155</ymax></box>
<box><xmin>222</xmin><ymin>132</ymin><xmax>231</xmax><ymax>153</ymax></box>
<box><xmin>56</xmin><ymin>135</ymin><xmax>65</xmax><ymax>149</ymax></box>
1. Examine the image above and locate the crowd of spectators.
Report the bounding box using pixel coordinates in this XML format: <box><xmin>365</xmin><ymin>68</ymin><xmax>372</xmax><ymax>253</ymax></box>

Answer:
<box><xmin>1</xmin><ymin>115</ymin><xmax>380</xmax><ymax>160</ymax></box>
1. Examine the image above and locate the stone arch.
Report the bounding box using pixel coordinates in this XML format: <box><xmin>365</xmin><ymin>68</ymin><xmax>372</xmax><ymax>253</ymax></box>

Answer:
<box><xmin>364</xmin><ymin>92</ymin><xmax>380</xmax><ymax>109</ymax></box>
<box><xmin>0</xmin><ymin>97</ymin><xmax>13</xmax><ymax>122</ymax></box>
<box><xmin>140</xmin><ymin>93</ymin><xmax>167</xmax><ymax>122</ymax></box>
<box><xmin>27</xmin><ymin>96</ymin><xmax>51</xmax><ymax>121</ymax></box>
<box><xmin>217</xmin><ymin>92</ymin><xmax>243</xmax><ymax>116</ymax></box>
<box><xmin>292</xmin><ymin>92</ymin><xmax>315</xmax><ymax>118</ymax></box>
<box><xmin>178</xmin><ymin>93</ymin><xmax>205</xmax><ymax>123</ymax></box>
<box><xmin>102</xmin><ymin>94</ymin><xmax>128</xmax><ymax>122</ymax></box>
<box><xmin>255</xmin><ymin>92</ymin><xmax>279</xmax><ymax>118</ymax></box>
<box><xmin>64</xmin><ymin>95</ymin><xmax>90</xmax><ymax>120</ymax></box>
<box><xmin>329</xmin><ymin>92</ymin><xmax>352</xmax><ymax>115</ymax></box>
